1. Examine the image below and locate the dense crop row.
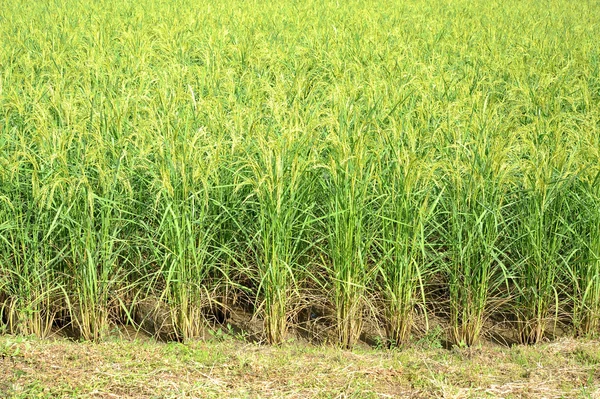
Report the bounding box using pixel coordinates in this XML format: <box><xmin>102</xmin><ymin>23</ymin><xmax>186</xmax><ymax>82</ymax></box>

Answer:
<box><xmin>1</xmin><ymin>0</ymin><xmax>599</xmax><ymax>347</ymax></box>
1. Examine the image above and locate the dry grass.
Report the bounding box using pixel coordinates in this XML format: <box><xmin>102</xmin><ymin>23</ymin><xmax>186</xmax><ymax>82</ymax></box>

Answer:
<box><xmin>1</xmin><ymin>335</ymin><xmax>599</xmax><ymax>398</ymax></box>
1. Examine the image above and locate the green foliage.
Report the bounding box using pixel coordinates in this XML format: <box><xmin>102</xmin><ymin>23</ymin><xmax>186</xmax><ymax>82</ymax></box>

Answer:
<box><xmin>0</xmin><ymin>0</ymin><xmax>599</xmax><ymax>346</ymax></box>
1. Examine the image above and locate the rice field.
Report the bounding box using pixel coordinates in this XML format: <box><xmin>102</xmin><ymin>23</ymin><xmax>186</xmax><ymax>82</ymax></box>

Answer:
<box><xmin>1</xmin><ymin>0</ymin><xmax>599</xmax><ymax>348</ymax></box>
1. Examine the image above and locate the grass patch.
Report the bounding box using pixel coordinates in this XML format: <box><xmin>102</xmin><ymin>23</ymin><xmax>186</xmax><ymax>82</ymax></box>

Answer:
<box><xmin>1</xmin><ymin>336</ymin><xmax>600</xmax><ymax>398</ymax></box>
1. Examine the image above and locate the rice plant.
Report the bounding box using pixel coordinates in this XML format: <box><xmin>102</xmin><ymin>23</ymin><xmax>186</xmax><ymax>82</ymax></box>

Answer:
<box><xmin>242</xmin><ymin>131</ymin><xmax>317</xmax><ymax>345</ymax></box>
<box><xmin>569</xmin><ymin>172</ymin><xmax>600</xmax><ymax>337</ymax></box>
<box><xmin>322</xmin><ymin>115</ymin><xmax>378</xmax><ymax>349</ymax></box>
<box><xmin>374</xmin><ymin>137</ymin><xmax>439</xmax><ymax>346</ymax></box>
<box><xmin>0</xmin><ymin>0</ymin><xmax>598</xmax><ymax>346</ymax></box>
<box><xmin>511</xmin><ymin>145</ymin><xmax>576</xmax><ymax>344</ymax></box>
<box><xmin>440</xmin><ymin>136</ymin><xmax>510</xmax><ymax>346</ymax></box>
<box><xmin>0</xmin><ymin>196</ymin><xmax>60</xmax><ymax>337</ymax></box>
<box><xmin>146</xmin><ymin>125</ymin><xmax>228</xmax><ymax>341</ymax></box>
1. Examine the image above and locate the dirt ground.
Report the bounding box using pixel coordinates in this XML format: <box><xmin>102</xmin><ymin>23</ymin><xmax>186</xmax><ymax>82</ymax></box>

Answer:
<box><xmin>1</xmin><ymin>332</ymin><xmax>600</xmax><ymax>398</ymax></box>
